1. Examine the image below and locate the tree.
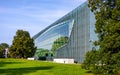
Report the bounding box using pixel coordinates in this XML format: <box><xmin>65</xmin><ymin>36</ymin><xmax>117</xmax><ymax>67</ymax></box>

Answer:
<box><xmin>0</xmin><ymin>43</ymin><xmax>9</xmax><ymax>48</ymax></box>
<box><xmin>9</xmin><ymin>30</ymin><xmax>36</xmax><ymax>58</ymax></box>
<box><xmin>83</xmin><ymin>0</ymin><xmax>120</xmax><ymax>75</ymax></box>
<box><xmin>0</xmin><ymin>43</ymin><xmax>9</xmax><ymax>58</ymax></box>
<box><xmin>82</xmin><ymin>50</ymin><xmax>98</xmax><ymax>69</ymax></box>
<box><xmin>51</xmin><ymin>36</ymin><xmax>68</xmax><ymax>55</ymax></box>
<box><xmin>35</xmin><ymin>48</ymin><xmax>50</xmax><ymax>57</ymax></box>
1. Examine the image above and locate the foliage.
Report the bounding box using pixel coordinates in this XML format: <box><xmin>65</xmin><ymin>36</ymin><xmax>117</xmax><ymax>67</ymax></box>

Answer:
<box><xmin>0</xmin><ymin>58</ymin><xmax>93</xmax><ymax>75</ymax></box>
<box><xmin>0</xmin><ymin>43</ymin><xmax>9</xmax><ymax>48</ymax></box>
<box><xmin>83</xmin><ymin>0</ymin><xmax>120</xmax><ymax>75</ymax></box>
<box><xmin>35</xmin><ymin>48</ymin><xmax>53</xmax><ymax>57</ymax></box>
<box><xmin>82</xmin><ymin>50</ymin><xmax>99</xmax><ymax>70</ymax></box>
<box><xmin>9</xmin><ymin>30</ymin><xmax>36</xmax><ymax>58</ymax></box>
<box><xmin>52</xmin><ymin>36</ymin><xmax>68</xmax><ymax>55</ymax></box>
<box><xmin>0</xmin><ymin>43</ymin><xmax>9</xmax><ymax>58</ymax></box>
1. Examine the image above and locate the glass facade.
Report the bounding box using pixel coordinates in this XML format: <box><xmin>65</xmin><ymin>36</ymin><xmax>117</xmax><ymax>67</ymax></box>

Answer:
<box><xmin>33</xmin><ymin>1</ymin><xmax>97</xmax><ymax>62</ymax></box>
<box><xmin>34</xmin><ymin>19</ymin><xmax>74</xmax><ymax>50</ymax></box>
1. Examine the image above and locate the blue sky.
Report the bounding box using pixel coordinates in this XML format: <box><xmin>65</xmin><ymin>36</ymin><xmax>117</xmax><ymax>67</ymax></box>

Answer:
<box><xmin>0</xmin><ymin>0</ymin><xmax>87</xmax><ymax>45</ymax></box>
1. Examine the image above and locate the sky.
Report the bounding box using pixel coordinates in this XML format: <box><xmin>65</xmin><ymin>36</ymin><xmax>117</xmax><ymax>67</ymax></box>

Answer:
<box><xmin>0</xmin><ymin>0</ymin><xmax>87</xmax><ymax>45</ymax></box>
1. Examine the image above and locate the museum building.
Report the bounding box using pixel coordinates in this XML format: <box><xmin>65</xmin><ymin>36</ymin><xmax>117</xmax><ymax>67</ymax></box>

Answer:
<box><xmin>33</xmin><ymin>1</ymin><xmax>97</xmax><ymax>62</ymax></box>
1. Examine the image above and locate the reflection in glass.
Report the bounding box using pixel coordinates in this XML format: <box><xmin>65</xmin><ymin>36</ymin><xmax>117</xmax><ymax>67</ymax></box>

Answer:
<box><xmin>34</xmin><ymin>19</ymin><xmax>74</xmax><ymax>57</ymax></box>
<box><xmin>52</xmin><ymin>36</ymin><xmax>68</xmax><ymax>55</ymax></box>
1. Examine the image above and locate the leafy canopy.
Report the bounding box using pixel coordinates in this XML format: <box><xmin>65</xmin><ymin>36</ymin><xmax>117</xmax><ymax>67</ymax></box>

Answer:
<box><xmin>52</xmin><ymin>36</ymin><xmax>68</xmax><ymax>55</ymax></box>
<box><xmin>9</xmin><ymin>30</ymin><xmax>36</xmax><ymax>58</ymax></box>
<box><xmin>83</xmin><ymin>0</ymin><xmax>120</xmax><ymax>75</ymax></box>
<box><xmin>0</xmin><ymin>43</ymin><xmax>9</xmax><ymax>58</ymax></box>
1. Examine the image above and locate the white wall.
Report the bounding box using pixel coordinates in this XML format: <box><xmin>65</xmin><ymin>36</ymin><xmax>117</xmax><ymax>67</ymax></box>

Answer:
<box><xmin>53</xmin><ymin>58</ymin><xmax>74</xmax><ymax>64</ymax></box>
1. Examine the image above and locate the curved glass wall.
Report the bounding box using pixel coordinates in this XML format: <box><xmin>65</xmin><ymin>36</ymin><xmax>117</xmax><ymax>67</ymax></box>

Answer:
<box><xmin>34</xmin><ymin>1</ymin><xmax>98</xmax><ymax>62</ymax></box>
<box><xmin>35</xmin><ymin>19</ymin><xmax>74</xmax><ymax>50</ymax></box>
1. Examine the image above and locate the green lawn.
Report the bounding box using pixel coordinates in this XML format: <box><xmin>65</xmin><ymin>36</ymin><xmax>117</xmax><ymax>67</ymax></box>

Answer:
<box><xmin>0</xmin><ymin>59</ymin><xmax>92</xmax><ymax>75</ymax></box>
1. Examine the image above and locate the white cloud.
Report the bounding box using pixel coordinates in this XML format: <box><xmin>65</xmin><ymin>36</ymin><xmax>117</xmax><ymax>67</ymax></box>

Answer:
<box><xmin>0</xmin><ymin>0</ymin><xmax>87</xmax><ymax>45</ymax></box>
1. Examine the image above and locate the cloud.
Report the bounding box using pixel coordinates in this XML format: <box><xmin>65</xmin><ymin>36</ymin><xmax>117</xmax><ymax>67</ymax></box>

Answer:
<box><xmin>0</xmin><ymin>0</ymin><xmax>87</xmax><ymax>45</ymax></box>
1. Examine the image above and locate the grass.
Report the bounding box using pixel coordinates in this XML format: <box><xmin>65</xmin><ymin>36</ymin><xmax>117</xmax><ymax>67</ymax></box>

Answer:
<box><xmin>0</xmin><ymin>58</ymin><xmax>92</xmax><ymax>75</ymax></box>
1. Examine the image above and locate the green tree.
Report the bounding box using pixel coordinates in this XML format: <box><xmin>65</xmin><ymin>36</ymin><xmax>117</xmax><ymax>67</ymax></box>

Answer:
<box><xmin>35</xmin><ymin>48</ymin><xmax>51</xmax><ymax>57</ymax></box>
<box><xmin>83</xmin><ymin>0</ymin><xmax>120</xmax><ymax>75</ymax></box>
<box><xmin>0</xmin><ymin>43</ymin><xmax>9</xmax><ymax>48</ymax></box>
<box><xmin>9</xmin><ymin>30</ymin><xmax>36</xmax><ymax>58</ymax></box>
<box><xmin>0</xmin><ymin>43</ymin><xmax>9</xmax><ymax>58</ymax></box>
<box><xmin>82</xmin><ymin>50</ymin><xmax>98</xmax><ymax>70</ymax></box>
<box><xmin>52</xmin><ymin>36</ymin><xmax>68</xmax><ymax>55</ymax></box>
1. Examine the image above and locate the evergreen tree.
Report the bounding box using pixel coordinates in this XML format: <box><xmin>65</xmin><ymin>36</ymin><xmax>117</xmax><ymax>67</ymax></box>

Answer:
<box><xmin>9</xmin><ymin>30</ymin><xmax>36</xmax><ymax>58</ymax></box>
<box><xmin>83</xmin><ymin>0</ymin><xmax>120</xmax><ymax>75</ymax></box>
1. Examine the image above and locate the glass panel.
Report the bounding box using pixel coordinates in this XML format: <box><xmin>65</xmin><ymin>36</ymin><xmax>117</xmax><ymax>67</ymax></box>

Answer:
<box><xmin>34</xmin><ymin>19</ymin><xmax>74</xmax><ymax>57</ymax></box>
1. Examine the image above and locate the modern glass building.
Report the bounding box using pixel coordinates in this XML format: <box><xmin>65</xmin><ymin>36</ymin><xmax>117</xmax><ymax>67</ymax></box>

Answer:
<box><xmin>33</xmin><ymin>2</ymin><xmax>97</xmax><ymax>62</ymax></box>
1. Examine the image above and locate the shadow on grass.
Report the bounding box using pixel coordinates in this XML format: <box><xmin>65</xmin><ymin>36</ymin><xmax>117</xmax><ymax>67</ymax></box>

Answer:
<box><xmin>86</xmin><ymin>71</ymin><xmax>92</xmax><ymax>73</ymax></box>
<box><xmin>0</xmin><ymin>66</ymin><xmax>53</xmax><ymax>75</ymax></box>
<box><xmin>0</xmin><ymin>61</ymin><xmax>24</xmax><ymax>67</ymax></box>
